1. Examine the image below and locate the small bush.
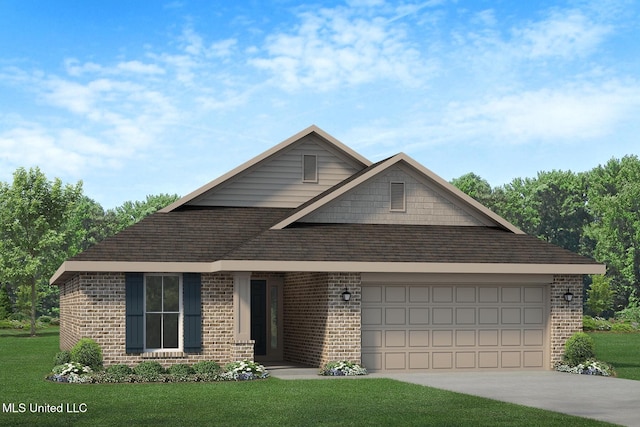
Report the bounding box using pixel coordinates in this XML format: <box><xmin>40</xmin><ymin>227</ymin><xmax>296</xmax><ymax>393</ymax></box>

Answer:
<box><xmin>192</xmin><ymin>360</ymin><xmax>221</xmax><ymax>376</ymax></box>
<box><xmin>319</xmin><ymin>361</ymin><xmax>368</xmax><ymax>376</ymax></box>
<box><xmin>615</xmin><ymin>306</ymin><xmax>640</xmax><ymax>324</ymax></box>
<box><xmin>70</xmin><ymin>338</ymin><xmax>103</xmax><ymax>370</ymax></box>
<box><xmin>133</xmin><ymin>361</ymin><xmax>165</xmax><ymax>381</ymax></box>
<box><xmin>0</xmin><ymin>319</ymin><xmax>14</xmax><ymax>329</ymax></box>
<box><xmin>54</xmin><ymin>351</ymin><xmax>71</xmax><ymax>365</ymax></box>
<box><xmin>50</xmin><ymin>318</ymin><xmax>60</xmax><ymax>326</ymax></box>
<box><xmin>582</xmin><ymin>315</ymin><xmax>611</xmax><ymax>331</ymax></box>
<box><xmin>38</xmin><ymin>315</ymin><xmax>52</xmax><ymax>324</ymax></box>
<box><xmin>168</xmin><ymin>363</ymin><xmax>194</xmax><ymax>381</ymax></box>
<box><xmin>611</xmin><ymin>322</ymin><xmax>636</xmax><ymax>333</ymax></box>
<box><xmin>563</xmin><ymin>332</ymin><xmax>596</xmax><ymax>366</ymax></box>
<box><xmin>106</xmin><ymin>364</ymin><xmax>133</xmax><ymax>376</ymax></box>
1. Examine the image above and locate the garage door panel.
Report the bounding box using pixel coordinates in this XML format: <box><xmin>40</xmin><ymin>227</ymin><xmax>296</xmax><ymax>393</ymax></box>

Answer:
<box><xmin>433</xmin><ymin>307</ymin><xmax>453</xmax><ymax>324</ymax></box>
<box><xmin>361</xmin><ymin>284</ymin><xmax>547</xmax><ymax>372</ymax></box>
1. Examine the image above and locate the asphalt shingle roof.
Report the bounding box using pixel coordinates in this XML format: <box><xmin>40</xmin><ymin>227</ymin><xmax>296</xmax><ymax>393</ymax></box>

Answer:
<box><xmin>71</xmin><ymin>206</ymin><xmax>597</xmax><ymax>266</ymax></box>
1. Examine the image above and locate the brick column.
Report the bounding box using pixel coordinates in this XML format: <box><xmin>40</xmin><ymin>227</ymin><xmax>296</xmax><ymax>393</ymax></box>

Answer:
<box><xmin>321</xmin><ymin>273</ymin><xmax>361</xmax><ymax>366</ymax></box>
<box><xmin>549</xmin><ymin>275</ymin><xmax>584</xmax><ymax>367</ymax></box>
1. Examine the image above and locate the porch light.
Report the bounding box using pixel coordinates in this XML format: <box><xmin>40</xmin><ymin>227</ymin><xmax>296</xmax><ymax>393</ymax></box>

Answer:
<box><xmin>563</xmin><ymin>290</ymin><xmax>574</xmax><ymax>303</ymax></box>
<box><xmin>341</xmin><ymin>288</ymin><xmax>351</xmax><ymax>302</ymax></box>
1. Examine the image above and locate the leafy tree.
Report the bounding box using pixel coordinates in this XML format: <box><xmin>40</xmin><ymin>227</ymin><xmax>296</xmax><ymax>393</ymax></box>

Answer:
<box><xmin>0</xmin><ymin>283</ymin><xmax>12</xmax><ymax>319</ymax></box>
<box><xmin>0</xmin><ymin>167</ymin><xmax>83</xmax><ymax>335</ymax></box>
<box><xmin>109</xmin><ymin>193</ymin><xmax>179</xmax><ymax>232</ymax></box>
<box><xmin>585</xmin><ymin>156</ymin><xmax>640</xmax><ymax>307</ymax></box>
<box><xmin>586</xmin><ymin>275</ymin><xmax>614</xmax><ymax>317</ymax></box>
<box><xmin>451</xmin><ymin>173</ymin><xmax>493</xmax><ymax>205</ymax></box>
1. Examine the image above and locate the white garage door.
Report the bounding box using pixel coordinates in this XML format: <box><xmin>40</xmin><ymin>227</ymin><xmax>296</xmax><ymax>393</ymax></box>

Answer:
<box><xmin>361</xmin><ymin>284</ymin><xmax>547</xmax><ymax>371</ymax></box>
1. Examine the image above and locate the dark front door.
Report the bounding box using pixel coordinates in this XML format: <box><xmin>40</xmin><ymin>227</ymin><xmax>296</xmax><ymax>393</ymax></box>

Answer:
<box><xmin>250</xmin><ymin>280</ymin><xmax>267</xmax><ymax>356</ymax></box>
<box><xmin>250</xmin><ymin>278</ymin><xmax>283</xmax><ymax>361</ymax></box>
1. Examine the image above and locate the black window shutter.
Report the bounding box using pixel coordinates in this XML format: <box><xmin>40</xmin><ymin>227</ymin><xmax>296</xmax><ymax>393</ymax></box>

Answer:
<box><xmin>183</xmin><ymin>273</ymin><xmax>202</xmax><ymax>353</ymax></box>
<box><xmin>125</xmin><ymin>273</ymin><xmax>144</xmax><ymax>353</ymax></box>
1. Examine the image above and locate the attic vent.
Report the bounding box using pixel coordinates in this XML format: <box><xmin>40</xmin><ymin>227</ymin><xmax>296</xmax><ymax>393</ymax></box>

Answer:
<box><xmin>390</xmin><ymin>182</ymin><xmax>406</xmax><ymax>211</ymax></box>
<box><xmin>303</xmin><ymin>154</ymin><xmax>318</xmax><ymax>182</ymax></box>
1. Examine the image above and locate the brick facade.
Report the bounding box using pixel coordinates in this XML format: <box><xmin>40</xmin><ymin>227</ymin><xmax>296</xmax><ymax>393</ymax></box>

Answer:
<box><xmin>59</xmin><ymin>271</ymin><xmax>582</xmax><ymax>370</ymax></box>
<box><xmin>549</xmin><ymin>274</ymin><xmax>584</xmax><ymax>367</ymax></box>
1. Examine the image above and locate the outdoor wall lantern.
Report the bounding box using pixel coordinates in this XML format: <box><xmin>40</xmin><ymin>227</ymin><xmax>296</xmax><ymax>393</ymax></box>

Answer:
<box><xmin>341</xmin><ymin>288</ymin><xmax>352</xmax><ymax>302</ymax></box>
<box><xmin>563</xmin><ymin>290</ymin><xmax>574</xmax><ymax>303</ymax></box>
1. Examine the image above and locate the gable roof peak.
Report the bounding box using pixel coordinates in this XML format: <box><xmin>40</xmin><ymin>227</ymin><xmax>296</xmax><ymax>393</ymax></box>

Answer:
<box><xmin>160</xmin><ymin>125</ymin><xmax>371</xmax><ymax>213</ymax></box>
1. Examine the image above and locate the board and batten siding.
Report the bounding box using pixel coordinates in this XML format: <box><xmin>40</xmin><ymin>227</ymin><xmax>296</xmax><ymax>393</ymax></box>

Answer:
<box><xmin>302</xmin><ymin>164</ymin><xmax>492</xmax><ymax>226</ymax></box>
<box><xmin>190</xmin><ymin>135</ymin><xmax>364</xmax><ymax>208</ymax></box>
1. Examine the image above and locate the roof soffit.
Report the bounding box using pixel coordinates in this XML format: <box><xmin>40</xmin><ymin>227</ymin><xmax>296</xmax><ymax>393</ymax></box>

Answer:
<box><xmin>160</xmin><ymin>125</ymin><xmax>372</xmax><ymax>213</ymax></box>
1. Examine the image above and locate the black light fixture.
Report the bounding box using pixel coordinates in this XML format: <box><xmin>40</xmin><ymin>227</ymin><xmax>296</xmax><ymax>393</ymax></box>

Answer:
<box><xmin>563</xmin><ymin>290</ymin><xmax>574</xmax><ymax>303</ymax></box>
<box><xmin>341</xmin><ymin>288</ymin><xmax>351</xmax><ymax>302</ymax></box>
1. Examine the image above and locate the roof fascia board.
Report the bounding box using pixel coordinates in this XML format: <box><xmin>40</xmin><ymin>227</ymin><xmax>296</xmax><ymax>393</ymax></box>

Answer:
<box><xmin>50</xmin><ymin>261</ymin><xmax>214</xmax><ymax>285</ymax></box>
<box><xmin>160</xmin><ymin>125</ymin><xmax>371</xmax><ymax>213</ymax></box>
<box><xmin>214</xmin><ymin>260</ymin><xmax>606</xmax><ymax>275</ymax></box>
<box><xmin>51</xmin><ymin>259</ymin><xmax>605</xmax><ymax>285</ymax></box>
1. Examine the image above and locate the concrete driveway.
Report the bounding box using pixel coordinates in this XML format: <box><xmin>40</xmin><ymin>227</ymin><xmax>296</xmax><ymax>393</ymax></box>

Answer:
<box><xmin>379</xmin><ymin>371</ymin><xmax>640</xmax><ymax>427</ymax></box>
<box><xmin>268</xmin><ymin>366</ymin><xmax>640</xmax><ymax>426</ymax></box>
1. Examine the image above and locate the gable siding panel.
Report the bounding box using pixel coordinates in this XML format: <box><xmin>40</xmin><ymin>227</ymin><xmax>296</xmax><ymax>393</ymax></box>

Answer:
<box><xmin>303</xmin><ymin>165</ymin><xmax>491</xmax><ymax>226</ymax></box>
<box><xmin>190</xmin><ymin>135</ymin><xmax>363</xmax><ymax>208</ymax></box>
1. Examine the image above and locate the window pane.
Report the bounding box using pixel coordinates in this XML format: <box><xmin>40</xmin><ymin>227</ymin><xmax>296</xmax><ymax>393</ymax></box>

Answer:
<box><xmin>146</xmin><ymin>277</ymin><xmax>163</xmax><ymax>312</ymax></box>
<box><xmin>163</xmin><ymin>314</ymin><xmax>179</xmax><ymax>348</ymax></box>
<box><xmin>164</xmin><ymin>277</ymin><xmax>180</xmax><ymax>311</ymax></box>
<box><xmin>146</xmin><ymin>313</ymin><xmax>161</xmax><ymax>349</ymax></box>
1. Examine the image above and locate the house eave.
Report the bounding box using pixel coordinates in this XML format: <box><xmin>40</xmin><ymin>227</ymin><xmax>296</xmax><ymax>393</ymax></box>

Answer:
<box><xmin>51</xmin><ymin>259</ymin><xmax>606</xmax><ymax>285</ymax></box>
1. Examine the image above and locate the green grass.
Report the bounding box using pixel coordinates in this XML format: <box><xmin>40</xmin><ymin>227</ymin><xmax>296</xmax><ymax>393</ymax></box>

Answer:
<box><xmin>589</xmin><ymin>332</ymin><xmax>640</xmax><ymax>380</ymax></box>
<box><xmin>0</xmin><ymin>327</ymin><xmax>613</xmax><ymax>426</ymax></box>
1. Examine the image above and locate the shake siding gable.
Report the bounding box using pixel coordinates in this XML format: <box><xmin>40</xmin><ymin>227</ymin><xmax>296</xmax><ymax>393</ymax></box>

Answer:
<box><xmin>303</xmin><ymin>164</ymin><xmax>491</xmax><ymax>226</ymax></box>
<box><xmin>188</xmin><ymin>134</ymin><xmax>364</xmax><ymax>208</ymax></box>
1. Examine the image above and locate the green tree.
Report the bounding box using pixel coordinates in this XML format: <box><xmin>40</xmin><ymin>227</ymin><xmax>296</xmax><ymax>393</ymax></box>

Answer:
<box><xmin>451</xmin><ymin>173</ymin><xmax>493</xmax><ymax>205</ymax></box>
<box><xmin>109</xmin><ymin>193</ymin><xmax>179</xmax><ymax>232</ymax></box>
<box><xmin>0</xmin><ymin>167</ymin><xmax>83</xmax><ymax>335</ymax></box>
<box><xmin>0</xmin><ymin>283</ymin><xmax>12</xmax><ymax>319</ymax></box>
<box><xmin>586</xmin><ymin>275</ymin><xmax>614</xmax><ymax>317</ymax></box>
<box><xmin>585</xmin><ymin>156</ymin><xmax>640</xmax><ymax>307</ymax></box>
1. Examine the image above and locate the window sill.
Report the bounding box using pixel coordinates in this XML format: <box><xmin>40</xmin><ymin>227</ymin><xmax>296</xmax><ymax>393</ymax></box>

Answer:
<box><xmin>141</xmin><ymin>351</ymin><xmax>186</xmax><ymax>359</ymax></box>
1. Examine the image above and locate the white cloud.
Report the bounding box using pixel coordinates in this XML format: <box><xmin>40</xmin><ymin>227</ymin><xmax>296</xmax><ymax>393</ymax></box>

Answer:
<box><xmin>249</xmin><ymin>6</ymin><xmax>429</xmax><ymax>91</ymax></box>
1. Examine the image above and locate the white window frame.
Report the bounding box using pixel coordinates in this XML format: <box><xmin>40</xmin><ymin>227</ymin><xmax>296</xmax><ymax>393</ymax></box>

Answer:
<box><xmin>302</xmin><ymin>154</ymin><xmax>318</xmax><ymax>183</ymax></box>
<box><xmin>390</xmin><ymin>181</ymin><xmax>406</xmax><ymax>212</ymax></box>
<box><xmin>143</xmin><ymin>273</ymin><xmax>183</xmax><ymax>352</ymax></box>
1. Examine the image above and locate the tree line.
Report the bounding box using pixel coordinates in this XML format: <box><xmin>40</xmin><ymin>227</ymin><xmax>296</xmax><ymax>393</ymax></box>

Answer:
<box><xmin>451</xmin><ymin>154</ymin><xmax>640</xmax><ymax>314</ymax></box>
<box><xmin>2</xmin><ymin>156</ymin><xmax>639</xmax><ymax>334</ymax></box>
<box><xmin>0</xmin><ymin>166</ymin><xmax>178</xmax><ymax>335</ymax></box>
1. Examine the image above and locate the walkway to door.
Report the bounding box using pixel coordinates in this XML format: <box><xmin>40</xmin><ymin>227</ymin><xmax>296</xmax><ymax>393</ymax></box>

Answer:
<box><xmin>267</xmin><ymin>366</ymin><xmax>640</xmax><ymax>426</ymax></box>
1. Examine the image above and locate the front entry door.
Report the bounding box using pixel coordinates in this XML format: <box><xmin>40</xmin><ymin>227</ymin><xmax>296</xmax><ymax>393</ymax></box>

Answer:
<box><xmin>250</xmin><ymin>279</ymin><xmax>283</xmax><ymax>361</ymax></box>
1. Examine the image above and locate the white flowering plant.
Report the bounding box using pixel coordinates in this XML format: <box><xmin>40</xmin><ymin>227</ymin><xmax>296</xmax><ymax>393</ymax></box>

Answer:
<box><xmin>220</xmin><ymin>360</ymin><xmax>269</xmax><ymax>381</ymax></box>
<box><xmin>48</xmin><ymin>362</ymin><xmax>93</xmax><ymax>383</ymax></box>
<box><xmin>555</xmin><ymin>359</ymin><xmax>615</xmax><ymax>376</ymax></box>
<box><xmin>319</xmin><ymin>361</ymin><xmax>368</xmax><ymax>376</ymax></box>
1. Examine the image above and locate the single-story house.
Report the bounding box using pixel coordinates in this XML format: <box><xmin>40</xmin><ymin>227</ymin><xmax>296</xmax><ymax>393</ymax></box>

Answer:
<box><xmin>51</xmin><ymin>125</ymin><xmax>604</xmax><ymax>372</ymax></box>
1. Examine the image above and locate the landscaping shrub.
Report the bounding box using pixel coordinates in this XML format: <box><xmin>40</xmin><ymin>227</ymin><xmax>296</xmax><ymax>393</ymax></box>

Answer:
<box><xmin>38</xmin><ymin>315</ymin><xmax>52</xmax><ymax>324</ymax></box>
<box><xmin>582</xmin><ymin>315</ymin><xmax>611</xmax><ymax>331</ymax></box>
<box><xmin>319</xmin><ymin>360</ymin><xmax>368</xmax><ymax>376</ymax></box>
<box><xmin>50</xmin><ymin>318</ymin><xmax>60</xmax><ymax>326</ymax></box>
<box><xmin>0</xmin><ymin>319</ymin><xmax>14</xmax><ymax>329</ymax></box>
<box><xmin>192</xmin><ymin>360</ymin><xmax>221</xmax><ymax>376</ymax></box>
<box><xmin>615</xmin><ymin>306</ymin><xmax>640</xmax><ymax>325</ymax></box>
<box><xmin>106</xmin><ymin>364</ymin><xmax>133</xmax><ymax>377</ymax></box>
<box><xmin>611</xmin><ymin>322</ymin><xmax>636</xmax><ymax>332</ymax></box>
<box><xmin>70</xmin><ymin>338</ymin><xmax>103</xmax><ymax>370</ymax></box>
<box><xmin>54</xmin><ymin>350</ymin><xmax>71</xmax><ymax>365</ymax></box>
<box><xmin>221</xmin><ymin>360</ymin><xmax>269</xmax><ymax>380</ymax></box>
<box><xmin>168</xmin><ymin>363</ymin><xmax>194</xmax><ymax>381</ymax></box>
<box><xmin>133</xmin><ymin>361</ymin><xmax>165</xmax><ymax>381</ymax></box>
<box><xmin>563</xmin><ymin>332</ymin><xmax>595</xmax><ymax>365</ymax></box>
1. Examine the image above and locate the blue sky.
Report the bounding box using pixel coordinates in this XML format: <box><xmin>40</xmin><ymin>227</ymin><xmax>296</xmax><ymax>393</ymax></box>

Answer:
<box><xmin>1</xmin><ymin>0</ymin><xmax>639</xmax><ymax>208</ymax></box>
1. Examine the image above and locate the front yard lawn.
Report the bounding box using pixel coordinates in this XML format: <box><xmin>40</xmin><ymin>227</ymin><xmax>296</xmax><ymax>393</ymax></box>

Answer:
<box><xmin>589</xmin><ymin>332</ymin><xmax>640</xmax><ymax>381</ymax></box>
<box><xmin>0</xmin><ymin>327</ymin><xmax>613</xmax><ymax>426</ymax></box>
